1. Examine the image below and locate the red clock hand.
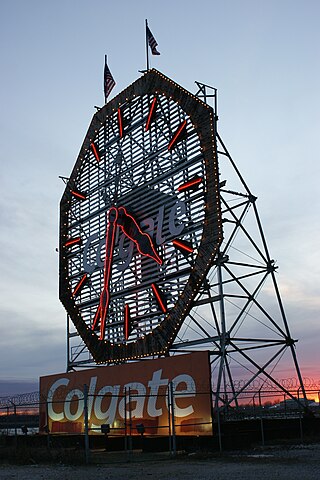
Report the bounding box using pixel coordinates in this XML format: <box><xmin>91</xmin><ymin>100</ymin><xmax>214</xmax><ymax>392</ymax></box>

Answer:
<box><xmin>92</xmin><ymin>206</ymin><xmax>118</xmax><ymax>340</ymax></box>
<box><xmin>92</xmin><ymin>205</ymin><xmax>161</xmax><ymax>341</ymax></box>
<box><xmin>118</xmin><ymin>206</ymin><xmax>162</xmax><ymax>265</ymax></box>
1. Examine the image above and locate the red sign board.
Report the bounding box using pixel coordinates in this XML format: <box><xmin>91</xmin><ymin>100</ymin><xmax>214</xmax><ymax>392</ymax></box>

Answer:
<box><xmin>40</xmin><ymin>351</ymin><xmax>212</xmax><ymax>436</ymax></box>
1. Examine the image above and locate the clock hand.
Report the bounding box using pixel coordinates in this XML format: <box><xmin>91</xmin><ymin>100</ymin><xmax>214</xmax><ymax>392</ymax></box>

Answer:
<box><xmin>118</xmin><ymin>206</ymin><xmax>162</xmax><ymax>265</ymax></box>
<box><xmin>93</xmin><ymin>206</ymin><xmax>118</xmax><ymax>340</ymax></box>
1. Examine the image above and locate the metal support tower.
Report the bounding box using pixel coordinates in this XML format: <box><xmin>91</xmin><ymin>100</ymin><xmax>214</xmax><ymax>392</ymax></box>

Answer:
<box><xmin>66</xmin><ymin>80</ymin><xmax>307</xmax><ymax>413</ymax></box>
<box><xmin>171</xmin><ymin>81</ymin><xmax>307</xmax><ymax>410</ymax></box>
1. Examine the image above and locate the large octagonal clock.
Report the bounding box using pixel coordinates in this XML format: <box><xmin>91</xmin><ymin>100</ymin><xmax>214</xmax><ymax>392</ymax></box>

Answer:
<box><xmin>60</xmin><ymin>69</ymin><xmax>222</xmax><ymax>363</ymax></box>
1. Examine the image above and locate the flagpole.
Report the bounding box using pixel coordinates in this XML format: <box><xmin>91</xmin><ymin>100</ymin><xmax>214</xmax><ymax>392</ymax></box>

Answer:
<box><xmin>145</xmin><ymin>19</ymin><xmax>149</xmax><ymax>71</ymax></box>
<box><xmin>104</xmin><ymin>54</ymin><xmax>107</xmax><ymax>103</ymax></box>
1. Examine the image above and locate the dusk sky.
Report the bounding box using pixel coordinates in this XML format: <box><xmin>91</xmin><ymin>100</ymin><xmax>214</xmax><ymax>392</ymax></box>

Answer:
<box><xmin>0</xmin><ymin>0</ymin><xmax>319</xmax><ymax>395</ymax></box>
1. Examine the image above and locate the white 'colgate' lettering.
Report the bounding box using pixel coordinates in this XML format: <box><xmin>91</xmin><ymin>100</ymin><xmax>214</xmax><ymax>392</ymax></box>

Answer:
<box><xmin>46</xmin><ymin>369</ymin><xmax>195</xmax><ymax>425</ymax></box>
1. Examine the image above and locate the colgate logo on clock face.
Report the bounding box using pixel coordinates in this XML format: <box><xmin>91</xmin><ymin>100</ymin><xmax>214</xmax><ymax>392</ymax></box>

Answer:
<box><xmin>83</xmin><ymin>198</ymin><xmax>186</xmax><ymax>275</ymax></box>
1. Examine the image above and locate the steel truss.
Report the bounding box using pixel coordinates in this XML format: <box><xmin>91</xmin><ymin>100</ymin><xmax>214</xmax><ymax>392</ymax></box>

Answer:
<box><xmin>171</xmin><ymin>82</ymin><xmax>307</xmax><ymax>410</ymax></box>
<box><xmin>66</xmin><ymin>79</ymin><xmax>307</xmax><ymax>411</ymax></box>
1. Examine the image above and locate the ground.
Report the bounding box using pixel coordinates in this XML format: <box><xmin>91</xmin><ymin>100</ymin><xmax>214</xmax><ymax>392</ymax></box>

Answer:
<box><xmin>0</xmin><ymin>443</ymin><xmax>319</xmax><ymax>479</ymax></box>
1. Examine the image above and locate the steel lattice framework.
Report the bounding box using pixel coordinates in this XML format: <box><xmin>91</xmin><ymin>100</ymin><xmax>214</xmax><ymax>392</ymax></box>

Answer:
<box><xmin>170</xmin><ymin>82</ymin><xmax>307</xmax><ymax>409</ymax></box>
<box><xmin>63</xmin><ymin>73</ymin><xmax>306</xmax><ymax>410</ymax></box>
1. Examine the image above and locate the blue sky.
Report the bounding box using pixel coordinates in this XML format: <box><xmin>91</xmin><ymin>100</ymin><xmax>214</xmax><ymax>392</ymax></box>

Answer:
<box><xmin>0</xmin><ymin>0</ymin><xmax>319</xmax><ymax>393</ymax></box>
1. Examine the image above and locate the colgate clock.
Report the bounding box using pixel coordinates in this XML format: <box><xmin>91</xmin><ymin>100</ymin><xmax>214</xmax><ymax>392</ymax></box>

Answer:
<box><xmin>59</xmin><ymin>69</ymin><xmax>222</xmax><ymax>363</ymax></box>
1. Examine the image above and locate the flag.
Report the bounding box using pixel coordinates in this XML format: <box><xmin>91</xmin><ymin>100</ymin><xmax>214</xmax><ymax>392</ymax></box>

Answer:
<box><xmin>104</xmin><ymin>57</ymin><xmax>116</xmax><ymax>103</ymax></box>
<box><xmin>146</xmin><ymin>25</ymin><xmax>160</xmax><ymax>55</ymax></box>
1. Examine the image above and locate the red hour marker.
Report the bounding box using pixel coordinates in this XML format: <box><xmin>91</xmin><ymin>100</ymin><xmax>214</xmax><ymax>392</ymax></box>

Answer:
<box><xmin>145</xmin><ymin>97</ymin><xmax>157</xmax><ymax>131</ymax></box>
<box><xmin>70</xmin><ymin>189</ymin><xmax>87</xmax><ymax>200</ymax></box>
<box><xmin>72</xmin><ymin>274</ymin><xmax>87</xmax><ymax>297</ymax></box>
<box><xmin>151</xmin><ymin>283</ymin><xmax>167</xmax><ymax>313</ymax></box>
<box><xmin>90</xmin><ymin>142</ymin><xmax>101</xmax><ymax>162</ymax></box>
<box><xmin>172</xmin><ymin>238</ymin><xmax>193</xmax><ymax>253</ymax></box>
<box><xmin>124</xmin><ymin>304</ymin><xmax>131</xmax><ymax>340</ymax></box>
<box><xmin>178</xmin><ymin>176</ymin><xmax>202</xmax><ymax>192</ymax></box>
<box><xmin>168</xmin><ymin>119</ymin><xmax>187</xmax><ymax>151</ymax></box>
<box><xmin>118</xmin><ymin>107</ymin><xmax>123</xmax><ymax>138</ymax></box>
<box><xmin>64</xmin><ymin>237</ymin><xmax>82</xmax><ymax>248</ymax></box>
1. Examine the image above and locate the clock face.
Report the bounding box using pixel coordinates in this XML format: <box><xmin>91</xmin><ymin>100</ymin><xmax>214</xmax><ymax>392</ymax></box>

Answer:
<box><xmin>60</xmin><ymin>69</ymin><xmax>222</xmax><ymax>363</ymax></box>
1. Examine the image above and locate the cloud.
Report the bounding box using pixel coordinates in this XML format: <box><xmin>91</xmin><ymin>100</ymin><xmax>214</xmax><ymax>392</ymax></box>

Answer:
<box><xmin>0</xmin><ymin>305</ymin><xmax>66</xmax><ymax>380</ymax></box>
<box><xmin>0</xmin><ymin>380</ymin><xmax>38</xmax><ymax>396</ymax></box>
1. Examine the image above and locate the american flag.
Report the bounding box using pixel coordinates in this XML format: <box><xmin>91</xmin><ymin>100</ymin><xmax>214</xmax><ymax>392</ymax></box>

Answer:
<box><xmin>104</xmin><ymin>58</ymin><xmax>116</xmax><ymax>103</ymax></box>
<box><xmin>146</xmin><ymin>25</ymin><xmax>160</xmax><ymax>55</ymax></box>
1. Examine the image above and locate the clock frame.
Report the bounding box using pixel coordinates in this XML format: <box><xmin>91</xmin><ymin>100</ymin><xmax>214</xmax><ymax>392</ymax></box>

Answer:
<box><xmin>60</xmin><ymin>69</ymin><xmax>222</xmax><ymax>363</ymax></box>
